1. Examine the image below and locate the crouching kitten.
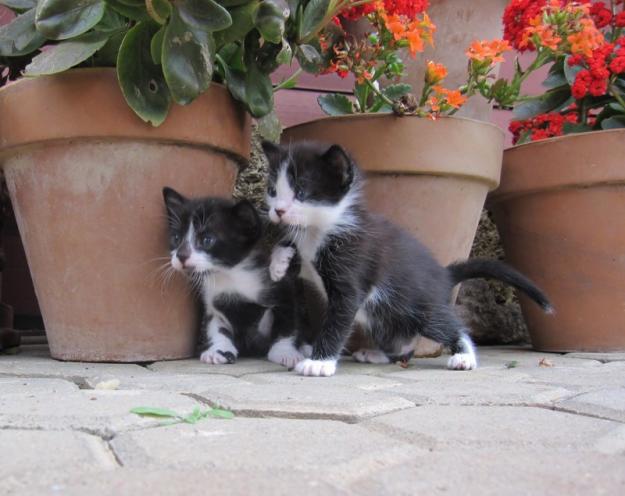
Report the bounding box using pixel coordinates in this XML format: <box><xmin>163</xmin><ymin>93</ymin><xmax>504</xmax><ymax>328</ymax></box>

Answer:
<box><xmin>162</xmin><ymin>187</ymin><xmax>305</xmax><ymax>368</ymax></box>
<box><xmin>262</xmin><ymin>141</ymin><xmax>552</xmax><ymax>377</ymax></box>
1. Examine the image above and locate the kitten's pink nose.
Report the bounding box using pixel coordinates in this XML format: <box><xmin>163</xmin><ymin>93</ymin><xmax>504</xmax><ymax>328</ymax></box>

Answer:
<box><xmin>275</xmin><ymin>208</ymin><xmax>286</xmax><ymax>218</ymax></box>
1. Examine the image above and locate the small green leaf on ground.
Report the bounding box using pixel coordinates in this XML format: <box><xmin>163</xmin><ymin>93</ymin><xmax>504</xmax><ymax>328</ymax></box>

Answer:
<box><xmin>130</xmin><ymin>406</ymin><xmax>181</xmax><ymax>418</ymax></box>
<box><xmin>131</xmin><ymin>406</ymin><xmax>235</xmax><ymax>424</ymax></box>
<box><xmin>505</xmin><ymin>360</ymin><xmax>519</xmax><ymax>369</ymax></box>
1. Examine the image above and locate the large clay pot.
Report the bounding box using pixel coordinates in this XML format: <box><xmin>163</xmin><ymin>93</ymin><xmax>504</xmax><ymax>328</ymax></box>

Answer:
<box><xmin>489</xmin><ymin>130</ymin><xmax>625</xmax><ymax>352</ymax></box>
<box><xmin>0</xmin><ymin>68</ymin><xmax>250</xmax><ymax>362</ymax></box>
<box><xmin>282</xmin><ymin>115</ymin><xmax>503</xmax><ymax>266</ymax></box>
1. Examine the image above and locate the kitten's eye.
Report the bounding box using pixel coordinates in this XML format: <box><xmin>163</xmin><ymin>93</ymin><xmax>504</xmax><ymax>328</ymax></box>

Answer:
<box><xmin>200</xmin><ymin>235</ymin><xmax>214</xmax><ymax>249</ymax></box>
<box><xmin>172</xmin><ymin>234</ymin><xmax>181</xmax><ymax>245</ymax></box>
<box><xmin>267</xmin><ymin>185</ymin><xmax>276</xmax><ymax>197</ymax></box>
<box><xmin>294</xmin><ymin>186</ymin><xmax>305</xmax><ymax>201</ymax></box>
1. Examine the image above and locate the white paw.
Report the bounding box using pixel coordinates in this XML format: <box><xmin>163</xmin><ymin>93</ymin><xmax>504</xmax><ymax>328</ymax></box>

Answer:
<box><xmin>352</xmin><ymin>349</ymin><xmax>391</xmax><ymax>364</ymax></box>
<box><xmin>269</xmin><ymin>246</ymin><xmax>295</xmax><ymax>282</ymax></box>
<box><xmin>267</xmin><ymin>337</ymin><xmax>305</xmax><ymax>369</ymax></box>
<box><xmin>200</xmin><ymin>344</ymin><xmax>238</xmax><ymax>365</ymax></box>
<box><xmin>294</xmin><ymin>358</ymin><xmax>337</xmax><ymax>377</ymax></box>
<box><xmin>299</xmin><ymin>344</ymin><xmax>313</xmax><ymax>358</ymax></box>
<box><xmin>447</xmin><ymin>353</ymin><xmax>477</xmax><ymax>370</ymax></box>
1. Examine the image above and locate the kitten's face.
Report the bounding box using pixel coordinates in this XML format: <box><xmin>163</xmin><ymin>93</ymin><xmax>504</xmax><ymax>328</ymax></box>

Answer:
<box><xmin>162</xmin><ymin>188</ymin><xmax>261</xmax><ymax>274</ymax></box>
<box><xmin>262</xmin><ymin>141</ymin><xmax>356</xmax><ymax>228</ymax></box>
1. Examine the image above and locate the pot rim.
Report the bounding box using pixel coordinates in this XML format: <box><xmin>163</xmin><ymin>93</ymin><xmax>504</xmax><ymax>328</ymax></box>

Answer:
<box><xmin>0</xmin><ymin>67</ymin><xmax>251</xmax><ymax>163</ymax></box>
<box><xmin>490</xmin><ymin>128</ymin><xmax>625</xmax><ymax>203</ymax></box>
<box><xmin>286</xmin><ymin>112</ymin><xmax>506</xmax><ymax>136</ymax></box>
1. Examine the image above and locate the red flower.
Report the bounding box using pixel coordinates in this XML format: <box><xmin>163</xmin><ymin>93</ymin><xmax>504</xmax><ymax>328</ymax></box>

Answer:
<box><xmin>572</xmin><ymin>69</ymin><xmax>592</xmax><ymax>99</ymax></box>
<box><xmin>383</xmin><ymin>0</ymin><xmax>429</xmax><ymax>17</ymax></box>
<box><xmin>616</xmin><ymin>12</ymin><xmax>625</xmax><ymax>28</ymax></box>
<box><xmin>610</xmin><ymin>56</ymin><xmax>625</xmax><ymax>73</ymax></box>
<box><xmin>588</xmin><ymin>77</ymin><xmax>608</xmax><ymax>96</ymax></box>
<box><xmin>589</xmin><ymin>2</ymin><xmax>612</xmax><ymax>28</ymax></box>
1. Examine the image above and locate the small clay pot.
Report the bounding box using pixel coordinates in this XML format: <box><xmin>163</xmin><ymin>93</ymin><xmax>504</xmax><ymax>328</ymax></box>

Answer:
<box><xmin>0</xmin><ymin>69</ymin><xmax>251</xmax><ymax>362</ymax></box>
<box><xmin>489</xmin><ymin>130</ymin><xmax>625</xmax><ymax>352</ymax></box>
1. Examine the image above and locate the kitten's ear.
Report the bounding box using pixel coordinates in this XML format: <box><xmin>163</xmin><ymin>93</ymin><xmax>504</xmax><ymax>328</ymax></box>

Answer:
<box><xmin>232</xmin><ymin>200</ymin><xmax>261</xmax><ymax>237</ymax></box>
<box><xmin>261</xmin><ymin>140</ymin><xmax>282</xmax><ymax>168</ymax></box>
<box><xmin>322</xmin><ymin>145</ymin><xmax>354</xmax><ymax>188</ymax></box>
<box><xmin>162</xmin><ymin>187</ymin><xmax>187</xmax><ymax>215</ymax></box>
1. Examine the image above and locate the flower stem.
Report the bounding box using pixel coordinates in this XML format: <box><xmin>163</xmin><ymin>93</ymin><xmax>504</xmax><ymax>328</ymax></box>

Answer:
<box><xmin>273</xmin><ymin>68</ymin><xmax>303</xmax><ymax>92</ymax></box>
<box><xmin>365</xmin><ymin>78</ymin><xmax>394</xmax><ymax>107</ymax></box>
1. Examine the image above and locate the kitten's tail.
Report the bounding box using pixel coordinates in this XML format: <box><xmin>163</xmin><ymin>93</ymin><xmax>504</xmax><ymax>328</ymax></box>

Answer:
<box><xmin>447</xmin><ymin>258</ymin><xmax>554</xmax><ymax>314</ymax></box>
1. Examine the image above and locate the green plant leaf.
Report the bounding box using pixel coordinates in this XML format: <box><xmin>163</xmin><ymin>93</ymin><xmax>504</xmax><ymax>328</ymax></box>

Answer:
<box><xmin>256</xmin><ymin>109</ymin><xmax>282</xmax><ymax>141</ymax></box>
<box><xmin>253</xmin><ymin>0</ymin><xmax>289</xmax><ymax>44</ymax></box>
<box><xmin>383</xmin><ymin>83</ymin><xmax>411</xmax><ymax>100</ymax></box>
<box><xmin>216</xmin><ymin>0</ymin><xmax>249</xmax><ymax>6</ymax></box>
<box><xmin>150</xmin><ymin>25</ymin><xmax>164</xmax><ymax>64</ymax></box>
<box><xmin>513</xmin><ymin>86</ymin><xmax>570</xmax><ymax>120</ymax></box>
<box><xmin>93</xmin><ymin>28</ymin><xmax>126</xmax><ymax>65</ymax></box>
<box><xmin>94</xmin><ymin>5</ymin><xmax>128</xmax><ymax>32</ymax></box>
<box><xmin>146</xmin><ymin>0</ymin><xmax>171</xmax><ymax>24</ymax></box>
<box><xmin>318</xmin><ymin>93</ymin><xmax>353</xmax><ymax>115</ymax></box>
<box><xmin>300</xmin><ymin>0</ymin><xmax>328</xmax><ymax>38</ymax></box>
<box><xmin>295</xmin><ymin>43</ymin><xmax>320</xmax><ymax>72</ymax></box>
<box><xmin>0</xmin><ymin>0</ymin><xmax>37</xmax><ymax>8</ymax></box>
<box><xmin>176</xmin><ymin>0</ymin><xmax>232</xmax><ymax>32</ymax></box>
<box><xmin>245</xmin><ymin>62</ymin><xmax>273</xmax><ymax>117</ymax></box>
<box><xmin>23</xmin><ymin>30</ymin><xmax>109</xmax><ymax>75</ymax></box>
<box><xmin>105</xmin><ymin>0</ymin><xmax>150</xmax><ymax>20</ymax></box>
<box><xmin>215</xmin><ymin>1</ymin><xmax>257</xmax><ymax>45</ymax></box>
<box><xmin>276</xmin><ymin>37</ymin><xmax>291</xmax><ymax>64</ymax></box>
<box><xmin>162</xmin><ymin>7</ymin><xmax>214</xmax><ymax>105</ymax></box>
<box><xmin>562</xmin><ymin>122</ymin><xmax>592</xmax><ymax>133</ymax></box>
<box><xmin>36</xmin><ymin>0</ymin><xmax>106</xmax><ymax>40</ymax></box>
<box><xmin>207</xmin><ymin>408</ymin><xmax>235</xmax><ymax>419</ymax></box>
<box><xmin>0</xmin><ymin>8</ymin><xmax>45</xmax><ymax>56</ymax></box>
<box><xmin>117</xmin><ymin>21</ymin><xmax>171</xmax><ymax>126</ymax></box>
<box><xmin>130</xmin><ymin>406</ymin><xmax>180</xmax><ymax>418</ymax></box>
<box><xmin>220</xmin><ymin>59</ymin><xmax>246</xmax><ymax>101</ymax></box>
<box><xmin>600</xmin><ymin>116</ymin><xmax>625</xmax><ymax>129</ymax></box>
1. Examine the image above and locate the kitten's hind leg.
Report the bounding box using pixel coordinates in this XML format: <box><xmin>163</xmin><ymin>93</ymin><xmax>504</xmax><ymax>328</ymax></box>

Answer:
<box><xmin>419</xmin><ymin>307</ymin><xmax>477</xmax><ymax>370</ymax></box>
<box><xmin>267</xmin><ymin>336</ymin><xmax>304</xmax><ymax>369</ymax></box>
<box><xmin>447</xmin><ymin>332</ymin><xmax>477</xmax><ymax>371</ymax></box>
<box><xmin>200</xmin><ymin>315</ymin><xmax>238</xmax><ymax>365</ymax></box>
<box><xmin>269</xmin><ymin>245</ymin><xmax>296</xmax><ymax>282</ymax></box>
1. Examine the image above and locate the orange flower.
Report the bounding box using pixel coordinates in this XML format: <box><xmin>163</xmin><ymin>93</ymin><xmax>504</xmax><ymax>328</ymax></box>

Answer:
<box><xmin>406</xmin><ymin>29</ymin><xmax>425</xmax><ymax>55</ymax></box>
<box><xmin>425</xmin><ymin>61</ymin><xmax>447</xmax><ymax>84</ymax></box>
<box><xmin>567</xmin><ymin>19</ymin><xmax>605</xmax><ymax>57</ymax></box>
<box><xmin>384</xmin><ymin>14</ymin><xmax>405</xmax><ymax>41</ymax></box>
<box><xmin>466</xmin><ymin>39</ymin><xmax>511</xmax><ymax>63</ymax></box>
<box><xmin>432</xmin><ymin>86</ymin><xmax>467</xmax><ymax>110</ymax></box>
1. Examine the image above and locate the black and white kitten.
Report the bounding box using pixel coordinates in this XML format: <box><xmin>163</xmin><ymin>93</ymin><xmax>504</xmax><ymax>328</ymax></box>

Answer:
<box><xmin>162</xmin><ymin>187</ymin><xmax>304</xmax><ymax>367</ymax></box>
<box><xmin>262</xmin><ymin>141</ymin><xmax>552</xmax><ymax>377</ymax></box>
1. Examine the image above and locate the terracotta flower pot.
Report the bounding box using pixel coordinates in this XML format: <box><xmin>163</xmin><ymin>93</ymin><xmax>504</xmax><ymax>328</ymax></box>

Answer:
<box><xmin>488</xmin><ymin>130</ymin><xmax>625</xmax><ymax>352</ymax></box>
<box><xmin>0</xmin><ymin>68</ymin><xmax>250</xmax><ymax>362</ymax></box>
<box><xmin>282</xmin><ymin>114</ymin><xmax>503</xmax><ymax>266</ymax></box>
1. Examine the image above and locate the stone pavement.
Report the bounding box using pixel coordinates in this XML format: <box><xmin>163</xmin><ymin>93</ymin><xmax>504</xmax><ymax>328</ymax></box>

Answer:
<box><xmin>1</xmin><ymin>345</ymin><xmax>624</xmax><ymax>496</ymax></box>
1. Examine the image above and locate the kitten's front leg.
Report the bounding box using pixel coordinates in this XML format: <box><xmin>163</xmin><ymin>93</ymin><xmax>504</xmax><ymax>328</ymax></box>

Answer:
<box><xmin>200</xmin><ymin>314</ymin><xmax>238</xmax><ymax>364</ymax></box>
<box><xmin>294</xmin><ymin>280</ymin><xmax>360</xmax><ymax>377</ymax></box>
<box><xmin>269</xmin><ymin>244</ymin><xmax>296</xmax><ymax>282</ymax></box>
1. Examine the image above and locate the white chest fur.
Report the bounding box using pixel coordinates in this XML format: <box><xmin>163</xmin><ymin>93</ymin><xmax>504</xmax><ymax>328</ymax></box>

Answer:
<box><xmin>201</xmin><ymin>262</ymin><xmax>265</xmax><ymax>310</ymax></box>
<box><xmin>296</xmin><ymin>229</ymin><xmax>328</xmax><ymax>301</ymax></box>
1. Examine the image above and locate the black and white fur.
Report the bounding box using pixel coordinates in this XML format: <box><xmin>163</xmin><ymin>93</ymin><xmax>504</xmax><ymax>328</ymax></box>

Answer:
<box><xmin>262</xmin><ymin>141</ymin><xmax>553</xmax><ymax>377</ymax></box>
<box><xmin>162</xmin><ymin>187</ymin><xmax>305</xmax><ymax>368</ymax></box>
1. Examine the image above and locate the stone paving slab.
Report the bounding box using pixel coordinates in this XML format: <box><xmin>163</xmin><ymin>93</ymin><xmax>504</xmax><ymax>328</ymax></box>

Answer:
<box><xmin>192</xmin><ymin>382</ymin><xmax>415</xmax><ymax>421</ymax></box>
<box><xmin>84</xmin><ymin>372</ymin><xmax>250</xmax><ymax>393</ymax></box>
<box><xmin>147</xmin><ymin>358</ymin><xmax>285</xmax><ymax>376</ymax></box>
<box><xmin>365</xmin><ymin>405</ymin><xmax>622</xmax><ymax>452</ymax></box>
<box><xmin>348</xmin><ymin>450</ymin><xmax>625</xmax><ymax>496</ymax></box>
<box><xmin>110</xmin><ymin>419</ymin><xmax>422</xmax><ymax>485</ymax></box>
<box><xmin>241</xmin><ymin>371</ymin><xmax>405</xmax><ymax>391</ymax></box>
<box><xmin>522</xmin><ymin>360</ymin><xmax>625</xmax><ymax>391</ymax></box>
<box><xmin>556</xmin><ymin>387</ymin><xmax>625</xmax><ymax>423</ymax></box>
<box><xmin>14</xmin><ymin>468</ymin><xmax>348</xmax><ymax>496</ymax></box>
<box><xmin>0</xmin><ymin>345</ymin><xmax>150</xmax><ymax>385</ymax></box>
<box><xmin>0</xmin><ymin>430</ymin><xmax>118</xmax><ymax>495</ymax></box>
<box><xmin>0</xmin><ymin>377</ymin><xmax>201</xmax><ymax>437</ymax></box>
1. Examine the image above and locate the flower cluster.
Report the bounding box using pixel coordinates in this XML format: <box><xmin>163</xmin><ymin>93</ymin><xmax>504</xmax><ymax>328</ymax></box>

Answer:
<box><xmin>316</xmin><ymin>0</ymin><xmax>510</xmax><ymax>118</ymax></box>
<box><xmin>509</xmin><ymin>111</ymin><xmax>578</xmax><ymax>143</ymax></box>
<box><xmin>489</xmin><ymin>0</ymin><xmax>625</xmax><ymax>142</ymax></box>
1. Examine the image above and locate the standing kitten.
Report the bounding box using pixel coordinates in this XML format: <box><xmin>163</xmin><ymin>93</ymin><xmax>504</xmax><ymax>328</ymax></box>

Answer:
<box><xmin>262</xmin><ymin>141</ymin><xmax>552</xmax><ymax>377</ymax></box>
<box><xmin>162</xmin><ymin>187</ymin><xmax>304</xmax><ymax>367</ymax></box>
